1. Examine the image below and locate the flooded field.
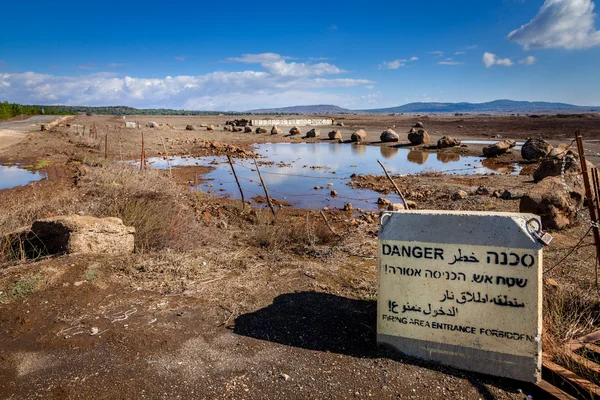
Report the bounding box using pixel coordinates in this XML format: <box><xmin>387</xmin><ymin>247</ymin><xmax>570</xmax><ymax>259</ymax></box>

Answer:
<box><xmin>147</xmin><ymin>143</ymin><xmax>520</xmax><ymax>210</ymax></box>
<box><xmin>0</xmin><ymin>164</ymin><xmax>46</xmax><ymax>190</ymax></box>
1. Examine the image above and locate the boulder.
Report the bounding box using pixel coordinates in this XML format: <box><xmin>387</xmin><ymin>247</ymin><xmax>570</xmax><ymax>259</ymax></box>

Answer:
<box><xmin>185</xmin><ymin>125</ymin><xmax>196</xmax><ymax>131</ymax></box>
<box><xmin>336</xmin><ymin>122</ymin><xmax>344</xmax><ymax>126</ymax></box>
<box><xmin>255</xmin><ymin>127</ymin><xmax>268</xmax><ymax>134</ymax></box>
<box><xmin>437</xmin><ymin>136</ymin><xmax>461</xmax><ymax>149</ymax></box>
<box><xmin>413</xmin><ymin>122</ymin><xmax>424</xmax><ymax>129</ymax></box>
<box><xmin>452</xmin><ymin>190</ymin><xmax>467</xmax><ymax>200</ymax></box>
<box><xmin>223</xmin><ymin>125</ymin><xmax>233</xmax><ymax>132</ymax></box>
<box><xmin>377</xmin><ymin>197</ymin><xmax>392</xmax><ymax>206</ymax></box>
<box><xmin>351</xmin><ymin>129</ymin><xmax>367</xmax><ymax>142</ymax></box>
<box><xmin>18</xmin><ymin>215</ymin><xmax>136</xmax><ymax>255</ymax></box>
<box><xmin>147</xmin><ymin>121</ymin><xmax>159</xmax><ymax>128</ymax></box>
<box><xmin>520</xmin><ymin>176</ymin><xmax>584</xmax><ymax>230</ymax></box>
<box><xmin>482</xmin><ymin>140</ymin><xmax>516</xmax><ymax>157</ymax></box>
<box><xmin>475</xmin><ymin>186</ymin><xmax>489</xmax><ymax>195</ymax></box>
<box><xmin>387</xmin><ymin>203</ymin><xmax>406</xmax><ymax>211</ymax></box>
<box><xmin>306</xmin><ymin>128</ymin><xmax>320</xmax><ymax>138</ymax></box>
<box><xmin>207</xmin><ymin>125</ymin><xmax>215</xmax><ymax>131</ymax></box>
<box><xmin>271</xmin><ymin>126</ymin><xmax>282</xmax><ymax>135</ymax></box>
<box><xmin>521</xmin><ymin>138</ymin><xmax>553</xmax><ymax>161</ymax></box>
<box><xmin>244</xmin><ymin>126</ymin><xmax>253</xmax><ymax>133</ymax></box>
<box><xmin>290</xmin><ymin>126</ymin><xmax>301</xmax><ymax>135</ymax></box>
<box><xmin>532</xmin><ymin>150</ymin><xmax>591</xmax><ymax>182</ymax></box>
<box><xmin>329</xmin><ymin>130</ymin><xmax>342</xmax><ymax>140</ymax></box>
<box><xmin>380</xmin><ymin>129</ymin><xmax>400</xmax><ymax>143</ymax></box>
<box><xmin>387</xmin><ymin>201</ymin><xmax>417</xmax><ymax>211</ymax></box>
<box><xmin>408</xmin><ymin>129</ymin><xmax>430</xmax><ymax>145</ymax></box>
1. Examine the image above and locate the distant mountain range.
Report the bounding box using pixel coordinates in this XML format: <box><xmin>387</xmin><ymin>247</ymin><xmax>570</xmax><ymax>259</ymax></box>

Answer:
<box><xmin>248</xmin><ymin>104</ymin><xmax>351</xmax><ymax>114</ymax></box>
<box><xmin>248</xmin><ymin>100</ymin><xmax>599</xmax><ymax>114</ymax></box>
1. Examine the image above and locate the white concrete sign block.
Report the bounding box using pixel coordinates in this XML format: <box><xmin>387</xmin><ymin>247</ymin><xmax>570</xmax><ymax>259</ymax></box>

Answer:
<box><xmin>377</xmin><ymin>210</ymin><xmax>543</xmax><ymax>383</ymax></box>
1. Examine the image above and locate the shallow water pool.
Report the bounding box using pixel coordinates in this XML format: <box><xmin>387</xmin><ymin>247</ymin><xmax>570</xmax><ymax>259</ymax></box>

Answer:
<box><xmin>147</xmin><ymin>142</ymin><xmax>520</xmax><ymax>210</ymax></box>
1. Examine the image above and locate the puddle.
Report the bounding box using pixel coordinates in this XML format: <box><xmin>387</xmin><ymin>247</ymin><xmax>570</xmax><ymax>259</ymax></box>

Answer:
<box><xmin>146</xmin><ymin>143</ymin><xmax>520</xmax><ymax>210</ymax></box>
<box><xmin>0</xmin><ymin>165</ymin><xmax>47</xmax><ymax>190</ymax></box>
<box><xmin>461</xmin><ymin>140</ymin><xmax>524</xmax><ymax>151</ymax></box>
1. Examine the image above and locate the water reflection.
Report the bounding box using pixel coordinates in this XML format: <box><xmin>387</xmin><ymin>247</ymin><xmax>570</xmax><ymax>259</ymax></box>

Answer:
<box><xmin>351</xmin><ymin>143</ymin><xmax>367</xmax><ymax>156</ymax></box>
<box><xmin>437</xmin><ymin>152</ymin><xmax>461</xmax><ymax>163</ymax></box>
<box><xmin>407</xmin><ymin>150</ymin><xmax>429</xmax><ymax>164</ymax></box>
<box><xmin>380</xmin><ymin>146</ymin><xmax>399</xmax><ymax>160</ymax></box>
<box><xmin>0</xmin><ymin>165</ymin><xmax>47</xmax><ymax>190</ymax></box>
<box><xmin>481</xmin><ymin>158</ymin><xmax>517</xmax><ymax>174</ymax></box>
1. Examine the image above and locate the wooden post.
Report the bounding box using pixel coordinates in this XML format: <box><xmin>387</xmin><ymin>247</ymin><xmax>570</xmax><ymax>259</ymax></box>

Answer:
<box><xmin>593</xmin><ymin>167</ymin><xmax>600</xmax><ymax>221</ymax></box>
<box><xmin>160</xmin><ymin>137</ymin><xmax>172</xmax><ymax>177</ymax></box>
<box><xmin>575</xmin><ymin>135</ymin><xmax>600</xmax><ymax>263</ymax></box>
<box><xmin>140</xmin><ymin>132</ymin><xmax>146</xmax><ymax>170</ymax></box>
<box><xmin>104</xmin><ymin>134</ymin><xmax>108</xmax><ymax>159</ymax></box>
<box><xmin>253</xmin><ymin>158</ymin><xmax>276</xmax><ymax>220</ymax></box>
<box><xmin>377</xmin><ymin>159</ymin><xmax>407</xmax><ymax>206</ymax></box>
<box><xmin>227</xmin><ymin>155</ymin><xmax>246</xmax><ymax>211</ymax></box>
<box><xmin>320</xmin><ymin>210</ymin><xmax>340</xmax><ymax>237</ymax></box>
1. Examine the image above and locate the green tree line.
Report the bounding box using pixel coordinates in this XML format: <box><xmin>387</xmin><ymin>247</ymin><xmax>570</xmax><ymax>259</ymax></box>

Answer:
<box><xmin>0</xmin><ymin>101</ymin><xmax>302</xmax><ymax>121</ymax></box>
<box><xmin>0</xmin><ymin>101</ymin><xmax>76</xmax><ymax>121</ymax></box>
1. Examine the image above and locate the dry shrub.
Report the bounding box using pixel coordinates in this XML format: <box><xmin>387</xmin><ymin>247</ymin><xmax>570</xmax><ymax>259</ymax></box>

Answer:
<box><xmin>249</xmin><ymin>210</ymin><xmax>338</xmax><ymax>251</ymax></box>
<box><xmin>79</xmin><ymin>163</ymin><xmax>209</xmax><ymax>251</ymax></box>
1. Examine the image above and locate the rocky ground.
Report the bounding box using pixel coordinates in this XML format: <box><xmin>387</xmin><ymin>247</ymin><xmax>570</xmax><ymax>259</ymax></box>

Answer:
<box><xmin>1</xmin><ymin>114</ymin><xmax>600</xmax><ymax>399</ymax></box>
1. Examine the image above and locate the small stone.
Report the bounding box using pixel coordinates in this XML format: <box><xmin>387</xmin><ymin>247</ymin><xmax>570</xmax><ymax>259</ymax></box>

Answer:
<box><xmin>475</xmin><ymin>186</ymin><xmax>489</xmax><ymax>195</ymax></box>
<box><xmin>343</xmin><ymin>203</ymin><xmax>353</xmax><ymax>211</ymax></box>
<box><xmin>279</xmin><ymin>373</ymin><xmax>290</xmax><ymax>382</ymax></box>
<box><xmin>452</xmin><ymin>190</ymin><xmax>467</xmax><ymax>200</ymax></box>
<box><xmin>90</xmin><ymin>327</ymin><xmax>99</xmax><ymax>335</ymax></box>
<box><xmin>74</xmin><ymin>281</ymin><xmax>85</xmax><ymax>286</ymax></box>
<box><xmin>330</xmin><ymin>190</ymin><xmax>338</xmax><ymax>197</ymax></box>
<box><xmin>377</xmin><ymin>197</ymin><xmax>392</xmax><ymax>206</ymax></box>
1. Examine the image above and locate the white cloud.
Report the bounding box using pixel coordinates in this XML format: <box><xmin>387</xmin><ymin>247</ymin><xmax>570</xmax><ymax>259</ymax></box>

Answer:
<box><xmin>108</xmin><ymin>63</ymin><xmax>128</xmax><ymax>68</ymax></box>
<box><xmin>508</xmin><ymin>0</ymin><xmax>600</xmax><ymax>49</ymax></box>
<box><xmin>519</xmin><ymin>55</ymin><xmax>537</xmax><ymax>65</ymax></box>
<box><xmin>0</xmin><ymin>54</ymin><xmax>375</xmax><ymax>111</ymax></box>
<box><xmin>378</xmin><ymin>57</ymin><xmax>418</xmax><ymax>69</ymax></box>
<box><xmin>174</xmin><ymin>56</ymin><xmax>185</xmax><ymax>61</ymax></box>
<box><xmin>430</xmin><ymin>51</ymin><xmax>444</xmax><ymax>58</ymax></box>
<box><xmin>227</xmin><ymin>53</ymin><xmax>345</xmax><ymax>77</ymax></box>
<box><xmin>454</xmin><ymin>51</ymin><xmax>466</xmax><ymax>55</ymax></box>
<box><xmin>437</xmin><ymin>58</ymin><xmax>464</xmax><ymax>65</ymax></box>
<box><xmin>482</xmin><ymin>52</ymin><xmax>514</xmax><ymax>67</ymax></box>
<box><xmin>466</xmin><ymin>45</ymin><xmax>478</xmax><ymax>50</ymax></box>
<box><xmin>329</xmin><ymin>24</ymin><xmax>338</xmax><ymax>31</ymax></box>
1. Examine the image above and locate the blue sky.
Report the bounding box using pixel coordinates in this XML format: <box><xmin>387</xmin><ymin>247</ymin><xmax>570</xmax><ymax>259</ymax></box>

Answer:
<box><xmin>1</xmin><ymin>0</ymin><xmax>599</xmax><ymax>110</ymax></box>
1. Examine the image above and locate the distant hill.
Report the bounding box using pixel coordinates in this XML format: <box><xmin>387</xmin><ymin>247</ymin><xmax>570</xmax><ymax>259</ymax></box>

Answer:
<box><xmin>362</xmin><ymin>100</ymin><xmax>599</xmax><ymax>113</ymax></box>
<box><xmin>247</xmin><ymin>104</ymin><xmax>352</xmax><ymax>114</ymax></box>
<box><xmin>247</xmin><ymin>100</ymin><xmax>599</xmax><ymax>114</ymax></box>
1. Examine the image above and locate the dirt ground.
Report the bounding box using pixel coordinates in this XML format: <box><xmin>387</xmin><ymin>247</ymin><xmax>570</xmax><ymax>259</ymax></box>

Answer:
<box><xmin>1</xmin><ymin>114</ymin><xmax>600</xmax><ymax>399</ymax></box>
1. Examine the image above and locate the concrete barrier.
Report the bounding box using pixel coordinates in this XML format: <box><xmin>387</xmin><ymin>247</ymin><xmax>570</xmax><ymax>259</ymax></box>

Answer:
<box><xmin>250</xmin><ymin>119</ymin><xmax>333</xmax><ymax>127</ymax></box>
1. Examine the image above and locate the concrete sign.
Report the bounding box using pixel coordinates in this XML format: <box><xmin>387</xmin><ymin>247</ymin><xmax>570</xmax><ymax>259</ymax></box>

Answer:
<box><xmin>377</xmin><ymin>210</ymin><xmax>543</xmax><ymax>383</ymax></box>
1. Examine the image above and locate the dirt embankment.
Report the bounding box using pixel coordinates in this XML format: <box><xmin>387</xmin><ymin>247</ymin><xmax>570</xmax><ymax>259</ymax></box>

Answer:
<box><xmin>0</xmin><ymin>114</ymin><xmax>599</xmax><ymax>399</ymax></box>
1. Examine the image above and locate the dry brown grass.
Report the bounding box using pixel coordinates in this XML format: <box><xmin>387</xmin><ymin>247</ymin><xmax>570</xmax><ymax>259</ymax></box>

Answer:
<box><xmin>543</xmin><ymin>283</ymin><xmax>600</xmax><ymax>387</ymax></box>
<box><xmin>247</xmin><ymin>210</ymin><xmax>339</xmax><ymax>251</ymax></box>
